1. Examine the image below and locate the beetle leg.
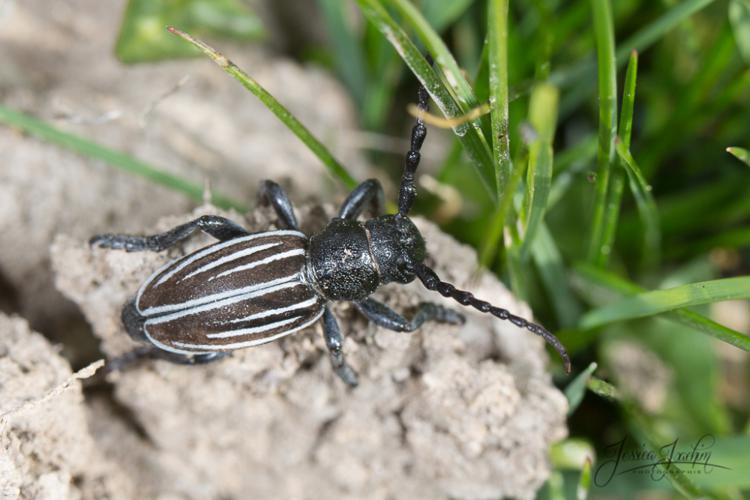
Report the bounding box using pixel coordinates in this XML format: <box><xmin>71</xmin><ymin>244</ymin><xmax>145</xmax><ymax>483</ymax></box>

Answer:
<box><xmin>258</xmin><ymin>180</ymin><xmax>300</xmax><ymax>230</ymax></box>
<box><xmin>90</xmin><ymin>215</ymin><xmax>250</xmax><ymax>252</ymax></box>
<box><xmin>322</xmin><ymin>307</ymin><xmax>359</xmax><ymax>386</ymax></box>
<box><xmin>354</xmin><ymin>298</ymin><xmax>464</xmax><ymax>333</ymax></box>
<box><xmin>106</xmin><ymin>347</ymin><xmax>229</xmax><ymax>373</ymax></box>
<box><xmin>338</xmin><ymin>179</ymin><xmax>385</xmax><ymax>220</ymax></box>
<box><xmin>153</xmin><ymin>351</ymin><xmax>230</xmax><ymax>365</ymax></box>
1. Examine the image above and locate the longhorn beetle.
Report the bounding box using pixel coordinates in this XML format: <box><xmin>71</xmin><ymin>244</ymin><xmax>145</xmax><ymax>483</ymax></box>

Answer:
<box><xmin>91</xmin><ymin>81</ymin><xmax>571</xmax><ymax>386</ymax></box>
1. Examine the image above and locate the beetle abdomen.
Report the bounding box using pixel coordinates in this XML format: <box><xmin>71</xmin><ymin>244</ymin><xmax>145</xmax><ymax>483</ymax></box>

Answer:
<box><xmin>134</xmin><ymin>231</ymin><xmax>325</xmax><ymax>354</ymax></box>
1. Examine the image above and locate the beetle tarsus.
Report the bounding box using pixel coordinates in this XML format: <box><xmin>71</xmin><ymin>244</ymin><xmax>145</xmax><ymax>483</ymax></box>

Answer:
<box><xmin>257</xmin><ymin>180</ymin><xmax>300</xmax><ymax>230</ymax></box>
<box><xmin>323</xmin><ymin>307</ymin><xmax>359</xmax><ymax>387</ymax></box>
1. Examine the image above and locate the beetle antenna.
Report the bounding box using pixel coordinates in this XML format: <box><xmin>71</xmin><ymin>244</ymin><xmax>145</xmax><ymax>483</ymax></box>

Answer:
<box><xmin>398</xmin><ymin>71</ymin><xmax>430</xmax><ymax>216</ymax></box>
<box><xmin>414</xmin><ymin>263</ymin><xmax>571</xmax><ymax>373</ymax></box>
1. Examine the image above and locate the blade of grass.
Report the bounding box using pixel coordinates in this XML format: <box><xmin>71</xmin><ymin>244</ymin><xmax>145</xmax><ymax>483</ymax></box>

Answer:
<box><xmin>0</xmin><ymin>105</ymin><xmax>245</xmax><ymax>211</ymax></box>
<box><xmin>361</xmin><ymin>21</ymin><xmax>402</xmax><ymax>129</ymax></box>
<box><xmin>552</xmin><ymin>0</ymin><xmax>716</xmax><ymax>117</ymax></box>
<box><xmin>479</xmin><ymin>152</ymin><xmax>527</xmax><ymax>267</ymax></box>
<box><xmin>586</xmin><ymin>375</ymin><xmax>619</xmax><ymax>401</ymax></box>
<box><xmin>520</xmin><ymin>83</ymin><xmax>558</xmax><ymax>259</ymax></box>
<box><xmin>565</xmin><ymin>362</ymin><xmax>598</xmax><ymax>415</ymax></box>
<box><xmin>580</xmin><ymin>275</ymin><xmax>750</xmax><ymax>329</ymax></box>
<box><xmin>476</xmin><ymin>0</ymin><xmax>513</xmax><ymax>267</ymax></box>
<box><xmin>317</xmin><ymin>0</ymin><xmax>367</xmax><ymax>106</ymax></box>
<box><xmin>616</xmin><ymin>141</ymin><xmax>661</xmax><ymax>268</ymax></box>
<box><xmin>730</xmin><ymin>0</ymin><xmax>750</xmax><ymax>65</ymax></box>
<box><xmin>586</xmin><ymin>0</ymin><xmax>618</xmax><ymax>266</ymax></box>
<box><xmin>488</xmin><ymin>0</ymin><xmax>512</xmax><ymax>200</ymax></box>
<box><xmin>168</xmin><ymin>26</ymin><xmax>358</xmax><ymax>190</ymax></box>
<box><xmin>600</xmin><ymin>51</ymin><xmax>638</xmax><ymax>265</ymax></box>
<box><xmin>388</xmin><ymin>0</ymin><xmax>478</xmax><ymax>110</ymax></box>
<box><xmin>355</xmin><ymin>0</ymin><xmax>497</xmax><ymax>200</ymax></box>
<box><xmin>617</xmin><ymin>51</ymin><xmax>638</xmax><ymax>150</ymax></box>
<box><xmin>548</xmin><ymin>136</ymin><xmax>597</xmax><ymax>208</ymax></box>
<box><xmin>577</xmin><ymin>457</ymin><xmax>592</xmax><ymax>500</ymax></box>
<box><xmin>421</xmin><ymin>0</ymin><xmax>475</xmax><ymax>32</ymax></box>
<box><xmin>532</xmin><ymin>223</ymin><xmax>582</xmax><ymax>328</ymax></box>
<box><xmin>727</xmin><ymin>146</ymin><xmax>750</xmax><ymax>166</ymax></box>
<box><xmin>574</xmin><ymin>263</ymin><xmax>750</xmax><ymax>351</ymax></box>
<box><xmin>550</xmin><ymin>439</ymin><xmax>596</xmax><ymax>470</ymax></box>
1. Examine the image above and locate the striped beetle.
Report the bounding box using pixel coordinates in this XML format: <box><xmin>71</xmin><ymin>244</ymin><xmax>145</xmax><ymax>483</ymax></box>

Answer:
<box><xmin>91</xmin><ymin>83</ymin><xmax>570</xmax><ymax>386</ymax></box>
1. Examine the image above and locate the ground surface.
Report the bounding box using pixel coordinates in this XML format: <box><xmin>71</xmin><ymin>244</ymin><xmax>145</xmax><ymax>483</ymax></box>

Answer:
<box><xmin>0</xmin><ymin>1</ymin><xmax>567</xmax><ymax>498</ymax></box>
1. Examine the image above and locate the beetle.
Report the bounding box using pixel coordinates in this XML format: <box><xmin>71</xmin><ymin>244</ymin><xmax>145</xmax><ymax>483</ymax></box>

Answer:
<box><xmin>90</xmin><ymin>82</ymin><xmax>571</xmax><ymax>386</ymax></box>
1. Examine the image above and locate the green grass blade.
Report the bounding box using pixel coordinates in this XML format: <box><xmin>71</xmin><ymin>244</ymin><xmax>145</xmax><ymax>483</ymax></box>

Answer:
<box><xmin>551</xmin><ymin>0</ymin><xmax>716</xmax><ymax>117</ymax></box>
<box><xmin>317</xmin><ymin>0</ymin><xmax>368</xmax><ymax>106</ymax></box>
<box><xmin>421</xmin><ymin>0</ymin><xmax>475</xmax><ymax>32</ymax></box>
<box><xmin>616</xmin><ymin>142</ymin><xmax>661</xmax><ymax>268</ymax></box>
<box><xmin>730</xmin><ymin>0</ymin><xmax>750</xmax><ymax>65</ymax></box>
<box><xmin>531</xmin><ymin>223</ymin><xmax>582</xmax><ymax>327</ymax></box>
<box><xmin>116</xmin><ymin>0</ymin><xmax>263</xmax><ymax>63</ymax></box>
<box><xmin>388</xmin><ymin>0</ymin><xmax>478</xmax><ymax>109</ymax></box>
<box><xmin>387</xmin><ymin>0</ymin><xmax>498</xmax><ymax>192</ymax></box>
<box><xmin>727</xmin><ymin>146</ymin><xmax>750</xmax><ymax>166</ymax></box>
<box><xmin>586</xmin><ymin>375</ymin><xmax>619</xmax><ymax>401</ymax></box>
<box><xmin>168</xmin><ymin>26</ymin><xmax>358</xmax><ymax>190</ymax></box>
<box><xmin>550</xmin><ymin>0</ymin><xmax>716</xmax><ymax>90</ymax></box>
<box><xmin>0</xmin><ymin>105</ymin><xmax>245</xmax><ymax>211</ymax></box>
<box><xmin>574</xmin><ymin>263</ymin><xmax>750</xmax><ymax>351</ymax></box>
<box><xmin>565</xmin><ymin>362</ymin><xmax>598</xmax><ymax>415</ymax></box>
<box><xmin>586</xmin><ymin>0</ymin><xmax>618</xmax><ymax>266</ymax></box>
<box><xmin>577</xmin><ymin>457</ymin><xmax>592</xmax><ymax>500</ymax></box>
<box><xmin>355</xmin><ymin>0</ymin><xmax>497</xmax><ymax>200</ymax></box>
<box><xmin>617</xmin><ymin>51</ymin><xmax>639</xmax><ymax>150</ymax></box>
<box><xmin>520</xmin><ymin>83</ymin><xmax>558</xmax><ymax>259</ymax></box>
<box><xmin>478</xmin><ymin>152</ymin><xmax>527</xmax><ymax>267</ymax></box>
<box><xmin>615</xmin><ymin>0</ymin><xmax>715</xmax><ymax>59</ymax></box>
<box><xmin>600</xmin><ymin>51</ymin><xmax>638</xmax><ymax>265</ymax></box>
<box><xmin>550</xmin><ymin>439</ymin><xmax>595</xmax><ymax>470</ymax></box>
<box><xmin>548</xmin><ymin>136</ymin><xmax>597</xmax><ymax>208</ymax></box>
<box><xmin>488</xmin><ymin>0</ymin><xmax>512</xmax><ymax>198</ymax></box>
<box><xmin>580</xmin><ymin>275</ymin><xmax>750</xmax><ymax>329</ymax></box>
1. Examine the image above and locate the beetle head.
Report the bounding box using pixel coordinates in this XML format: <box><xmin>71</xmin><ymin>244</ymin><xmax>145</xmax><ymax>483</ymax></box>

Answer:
<box><xmin>365</xmin><ymin>214</ymin><xmax>425</xmax><ymax>284</ymax></box>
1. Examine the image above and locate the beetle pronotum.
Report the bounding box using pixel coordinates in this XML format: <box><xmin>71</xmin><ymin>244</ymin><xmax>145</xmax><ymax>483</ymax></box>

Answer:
<box><xmin>91</xmin><ymin>69</ymin><xmax>571</xmax><ymax>386</ymax></box>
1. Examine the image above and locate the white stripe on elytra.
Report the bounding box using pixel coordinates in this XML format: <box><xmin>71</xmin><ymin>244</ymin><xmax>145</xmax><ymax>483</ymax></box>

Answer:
<box><xmin>142</xmin><ymin>328</ymin><xmax>211</xmax><ymax>356</ymax></box>
<box><xmin>149</xmin><ymin>230</ymin><xmax>304</xmax><ymax>288</ymax></box>
<box><xmin>178</xmin><ymin>241</ymin><xmax>282</xmax><ymax>283</ymax></box>
<box><xmin>206</xmin><ymin>316</ymin><xmax>302</xmax><ymax>339</ymax></box>
<box><xmin>169</xmin><ymin>309</ymin><xmax>325</xmax><ymax>351</ymax></box>
<box><xmin>135</xmin><ymin>230</ymin><xmax>304</xmax><ymax>314</ymax></box>
<box><xmin>208</xmin><ymin>249</ymin><xmax>305</xmax><ymax>282</ymax></box>
<box><xmin>140</xmin><ymin>274</ymin><xmax>300</xmax><ymax>317</ymax></box>
<box><xmin>227</xmin><ymin>297</ymin><xmax>319</xmax><ymax>324</ymax></box>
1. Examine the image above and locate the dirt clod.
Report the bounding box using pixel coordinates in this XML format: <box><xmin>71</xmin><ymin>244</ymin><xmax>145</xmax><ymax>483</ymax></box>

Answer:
<box><xmin>48</xmin><ymin>204</ymin><xmax>568</xmax><ymax>499</ymax></box>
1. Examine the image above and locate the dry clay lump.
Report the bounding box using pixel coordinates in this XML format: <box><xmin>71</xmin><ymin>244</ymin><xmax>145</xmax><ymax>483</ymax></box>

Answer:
<box><xmin>51</xmin><ymin>204</ymin><xmax>568</xmax><ymax>499</ymax></box>
<box><xmin>0</xmin><ymin>314</ymin><xmax>134</xmax><ymax>499</ymax></box>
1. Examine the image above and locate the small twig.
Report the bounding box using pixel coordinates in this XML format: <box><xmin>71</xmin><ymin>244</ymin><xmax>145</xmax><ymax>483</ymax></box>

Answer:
<box><xmin>140</xmin><ymin>75</ymin><xmax>191</xmax><ymax>127</ymax></box>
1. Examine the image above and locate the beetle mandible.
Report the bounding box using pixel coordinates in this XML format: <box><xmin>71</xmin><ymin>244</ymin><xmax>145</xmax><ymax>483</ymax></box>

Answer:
<box><xmin>90</xmin><ymin>81</ymin><xmax>571</xmax><ymax>386</ymax></box>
